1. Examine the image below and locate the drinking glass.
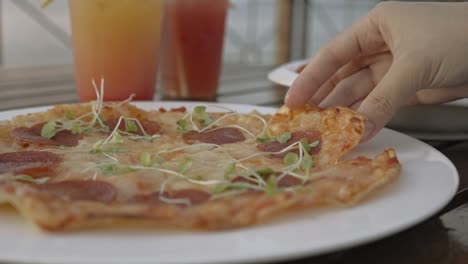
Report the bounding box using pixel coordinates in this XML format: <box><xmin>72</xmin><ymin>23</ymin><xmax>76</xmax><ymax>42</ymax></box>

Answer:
<box><xmin>69</xmin><ymin>0</ymin><xmax>164</xmax><ymax>101</ymax></box>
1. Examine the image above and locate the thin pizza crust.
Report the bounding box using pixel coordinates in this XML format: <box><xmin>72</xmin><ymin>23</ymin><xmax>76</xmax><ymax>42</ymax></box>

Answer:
<box><xmin>269</xmin><ymin>105</ymin><xmax>365</xmax><ymax>166</ymax></box>
<box><xmin>0</xmin><ymin>102</ymin><xmax>399</xmax><ymax>232</ymax></box>
<box><xmin>0</xmin><ymin>150</ymin><xmax>399</xmax><ymax>231</ymax></box>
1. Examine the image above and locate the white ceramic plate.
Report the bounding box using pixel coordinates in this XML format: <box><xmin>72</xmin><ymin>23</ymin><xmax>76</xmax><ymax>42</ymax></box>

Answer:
<box><xmin>0</xmin><ymin>102</ymin><xmax>459</xmax><ymax>264</ymax></box>
<box><xmin>267</xmin><ymin>59</ymin><xmax>308</xmax><ymax>87</ymax></box>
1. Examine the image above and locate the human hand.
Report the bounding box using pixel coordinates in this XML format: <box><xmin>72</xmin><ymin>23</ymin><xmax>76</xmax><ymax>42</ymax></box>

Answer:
<box><xmin>285</xmin><ymin>1</ymin><xmax>468</xmax><ymax>141</ymax></box>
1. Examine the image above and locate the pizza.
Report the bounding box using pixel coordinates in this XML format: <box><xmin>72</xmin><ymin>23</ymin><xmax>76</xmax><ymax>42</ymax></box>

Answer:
<box><xmin>0</xmin><ymin>90</ymin><xmax>400</xmax><ymax>231</ymax></box>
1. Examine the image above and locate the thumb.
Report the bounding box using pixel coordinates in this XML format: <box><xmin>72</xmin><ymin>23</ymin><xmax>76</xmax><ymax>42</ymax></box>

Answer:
<box><xmin>358</xmin><ymin>60</ymin><xmax>422</xmax><ymax>141</ymax></box>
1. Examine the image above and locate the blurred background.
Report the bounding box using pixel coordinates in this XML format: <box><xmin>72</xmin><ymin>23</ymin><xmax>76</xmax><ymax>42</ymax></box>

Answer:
<box><xmin>1</xmin><ymin>0</ymin><xmax>378</xmax><ymax>67</ymax></box>
<box><xmin>0</xmin><ymin>0</ymin><xmax>464</xmax><ymax>111</ymax></box>
<box><xmin>0</xmin><ymin>0</ymin><xmax>379</xmax><ymax>109</ymax></box>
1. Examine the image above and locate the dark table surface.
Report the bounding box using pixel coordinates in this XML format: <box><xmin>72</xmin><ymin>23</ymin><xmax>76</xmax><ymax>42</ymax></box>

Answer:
<box><xmin>0</xmin><ymin>64</ymin><xmax>467</xmax><ymax>264</ymax></box>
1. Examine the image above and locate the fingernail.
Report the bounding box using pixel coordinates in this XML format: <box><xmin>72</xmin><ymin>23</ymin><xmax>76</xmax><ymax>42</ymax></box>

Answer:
<box><xmin>284</xmin><ymin>92</ymin><xmax>290</xmax><ymax>103</ymax></box>
<box><xmin>318</xmin><ymin>101</ymin><xmax>329</xmax><ymax>109</ymax></box>
<box><xmin>361</xmin><ymin>120</ymin><xmax>375</xmax><ymax>142</ymax></box>
<box><xmin>284</xmin><ymin>91</ymin><xmax>298</xmax><ymax>108</ymax></box>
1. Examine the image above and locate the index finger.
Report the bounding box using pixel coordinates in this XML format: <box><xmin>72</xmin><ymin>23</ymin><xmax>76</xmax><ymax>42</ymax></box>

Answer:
<box><xmin>285</xmin><ymin>18</ymin><xmax>368</xmax><ymax>109</ymax></box>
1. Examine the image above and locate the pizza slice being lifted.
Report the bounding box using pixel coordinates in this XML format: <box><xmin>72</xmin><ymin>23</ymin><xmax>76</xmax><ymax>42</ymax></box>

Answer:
<box><xmin>0</xmin><ymin>92</ymin><xmax>400</xmax><ymax>231</ymax></box>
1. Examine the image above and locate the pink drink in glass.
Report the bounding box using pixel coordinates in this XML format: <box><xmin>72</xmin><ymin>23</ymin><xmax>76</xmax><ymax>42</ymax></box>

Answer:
<box><xmin>160</xmin><ymin>0</ymin><xmax>229</xmax><ymax>101</ymax></box>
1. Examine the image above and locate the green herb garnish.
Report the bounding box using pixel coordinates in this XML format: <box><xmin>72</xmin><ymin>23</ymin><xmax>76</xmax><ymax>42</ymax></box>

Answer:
<box><xmin>140</xmin><ymin>152</ymin><xmax>153</xmax><ymax>167</ymax></box>
<box><xmin>276</xmin><ymin>132</ymin><xmax>292</xmax><ymax>144</ymax></box>
<box><xmin>128</xmin><ymin>133</ymin><xmax>161</xmax><ymax>142</ymax></box>
<box><xmin>41</xmin><ymin>121</ymin><xmax>59</xmax><ymax>139</ymax></box>
<box><xmin>300</xmin><ymin>155</ymin><xmax>314</xmax><ymax>174</ymax></box>
<box><xmin>98</xmin><ymin>163</ymin><xmax>134</xmax><ymax>175</ymax></box>
<box><xmin>194</xmin><ymin>175</ymin><xmax>204</xmax><ymax>181</ymax></box>
<box><xmin>13</xmin><ymin>175</ymin><xmax>49</xmax><ymax>184</ymax></box>
<box><xmin>177</xmin><ymin>119</ymin><xmax>189</xmax><ymax>133</ymax></box>
<box><xmin>256</xmin><ymin>136</ymin><xmax>272</xmax><ymax>143</ymax></box>
<box><xmin>213</xmin><ymin>182</ymin><xmax>260</xmax><ymax>194</ymax></box>
<box><xmin>283</xmin><ymin>152</ymin><xmax>299</xmax><ymax>166</ymax></box>
<box><xmin>224</xmin><ymin>162</ymin><xmax>237</xmax><ymax>179</ymax></box>
<box><xmin>154</xmin><ymin>155</ymin><xmax>165</xmax><ymax>165</ymax></box>
<box><xmin>256</xmin><ymin>167</ymin><xmax>274</xmax><ymax>177</ymax></box>
<box><xmin>265</xmin><ymin>175</ymin><xmax>280</xmax><ymax>196</ymax></box>
<box><xmin>178</xmin><ymin>158</ymin><xmax>192</xmax><ymax>173</ymax></box>
<box><xmin>299</xmin><ymin>138</ymin><xmax>310</xmax><ymax>153</ymax></box>
<box><xmin>109</xmin><ymin>133</ymin><xmax>124</xmax><ymax>144</ymax></box>
<box><xmin>193</xmin><ymin>106</ymin><xmax>213</xmax><ymax>126</ymax></box>
<box><xmin>64</xmin><ymin>110</ymin><xmax>75</xmax><ymax>120</ymax></box>
<box><xmin>125</xmin><ymin>119</ymin><xmax>138</xmax><ymax>133</ymax></box>
<box><xmin>309</xmin><ymin>140</ymin><xmax>320</xmax><ymax>148</ymax></box>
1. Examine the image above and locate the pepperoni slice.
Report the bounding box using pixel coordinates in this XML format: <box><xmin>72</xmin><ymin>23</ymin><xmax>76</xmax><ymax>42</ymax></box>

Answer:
<box><xmin>37</xmin><ymin>180</ymin><xmax>117</xmax><ymax>203</ymax></box>
<box><xmin>141</xmin><ymin>120</ymin><xmax>162</xmax><ymax>135</ymax></box>
<box><xmin>0</xmin><ymin>151</ymin><xmax>62</xmax><ymax>177</ymax></box>
<box><xmin>171</xmin><ymin>189</ymin><xmax>211</xmax><ymax>204</ymax></box>
<box><xmin>232</xmin><ymin>176</ymin><xmax>257</xmax><ymax>185</ymax></box>
<box><xmin>104</xmin><ymin>119</ymin><xmax>161</xmax><ymax>136</ymax></box>
<box><xmin>158</xmin><ymin>107</ymin><xmax>186</xmax><ymax>113</ymax></box>
<box><xmin>170</xmin><ymin>107</ymin><xmax>186</xmax><ymax>113</ymax></box>
<box><xmin>13</xmin><ymin>123</ymin><xmax>83</xmax><ymax>147</ymax></box>
<box><xmin>278</xmin><ymin>175</ymin><xmax>302</xmax><ymax>188</ymax></box>
<box><xmin>183</xmin><ymin>127</ymin><xmax>245</xmax><ymax>145</ymax></box>
<box><xmin>129</xmin><ymin>189</ymin><xmax>211</xmax><ymax>205</ymax></box>
<box><xmin>257</xmin><ymin>130</ymin><xmax>321</xmax><ymax>155</ymax></box>
<box><xmin>128</xmin><ymin>192</ymin><xmax>164</xmax><ymax>203</ymax></box>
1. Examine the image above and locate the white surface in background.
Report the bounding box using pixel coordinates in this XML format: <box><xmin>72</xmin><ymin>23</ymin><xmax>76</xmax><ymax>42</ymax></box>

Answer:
<box><xmin>3</xmin><ymin>0</ymin><xmax>72</xmax><ymax>66</ymax></box>
<box><xmin>1</xmin><ymin>0</ymin><xmax>279</xmax><ymax>67</ymax></box>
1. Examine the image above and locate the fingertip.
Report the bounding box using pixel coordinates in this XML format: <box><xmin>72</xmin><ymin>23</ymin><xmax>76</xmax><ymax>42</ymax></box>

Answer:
<box><xmin>284</xmin><ymin>87</ymin><xmax>306</xmax><ymax>109</ymax></box>
<box><xmin>284</xmin><ymin>90</ymin><xmax>294</xmax><ymax>108</ymax></box>
<box><xmin>360</xmin><ymin>120</ymin><xmax>376</xmax><ymax>143</ymax></box>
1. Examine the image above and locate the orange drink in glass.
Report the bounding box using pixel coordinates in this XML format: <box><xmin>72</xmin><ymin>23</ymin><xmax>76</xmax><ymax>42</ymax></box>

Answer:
<box><xmin>69</xmin><ymin>0</ymin><xmax>164</xmax><ymax>102</ymax></box>
<box><xmin>160</xmin><ymin>0</ymin><xmax>229</xmax><ymax>101</ymax></box>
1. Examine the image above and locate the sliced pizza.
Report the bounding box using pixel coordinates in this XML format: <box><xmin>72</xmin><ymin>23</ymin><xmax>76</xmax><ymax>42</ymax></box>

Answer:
<box><xmin>0</xmin><ymin>95</ymin><xmax>399</xmax><ymax>231</ymax></box>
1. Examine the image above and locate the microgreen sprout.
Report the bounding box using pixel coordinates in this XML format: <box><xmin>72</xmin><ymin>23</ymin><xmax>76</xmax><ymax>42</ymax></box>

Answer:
<box><xmin>309</xmin><ymin>140</ymin><xmax>320</xmax><ymax>148</ymax></box>
<box><xmin>299</xmin><ymin>138</ymin><xmax>310</xmax><ymax>153</ymax></box>
<box><xmin>158</xmin><ymin>177</ymin><xmax>191</xmax><ymax>206</ymax></box>
<box><xmin>176</xmin><ymin>119</ymin><xmax>189</xmax><ymax>133</ymax></box>
<box><xmin>276</xmin><ymin>132</ymin><xmax>292</xmax><ymax>144</ymax></box>
<box><xmin>265</xmin><ymin>175</ymin><xmax>280</xmax><ymax>196</ymax></box>
<box><xmin>256</xmin><ymin>131</ymin><xmax>293</xmax><ymax>144</ymax></box>
<box><xmin>41</xmin><ymin>121</ymin><xmax>59</xmax><ymax>138</ymax></box>
<box><xmin>283</xmin><ymin>152</ymin><xmax>299</xmax><ymax>167</ymax></box>
<box><xmin>193</xmin><ymin>106</ymin><xmax>213</xmax><ymax>126</ymax></box>
<box><xmin>177</xmin><ymin>158</ymin><xmax>192</xmax><ymax>174</ymax></box>
<box><xmin>64</xmin><ymin>110</ymin><xmax>75</xmax><ymax>119</ymax></box>
<box><xmin>212</xmin><ymin>181</ymin><xmax>263</xmax><ymax>194</ymax></box>
<box><xmin>256</xmin><ymin>136</ymin><xmax>272</xmax><ymax>143</ymax></box>
<box><xmin>223</xmin><ymin>162</ymin><xmax>236</xmax><ymax>179</ymax></box>
<box><xmin>39</xmin><ymin>78</ymin><xmax>109</xmax><ymax>139</ymax></box>
<box><xmin>140</xmin><ymin>152</ymin><xmax>153</xmax><ymax>167</ymax></box>
<box><xmin>125</xmin><ymin>119</ymin><xmax>138</xmax><ymax>133</ymax></box>
<box><xmin>255</xmin><ymin>167</ymin><xmax>275</xmax><ymax>177</ymax></box>
<box><xmin>178</xmin><ymin>106</ymin><xmax>270</xmax><ymax>139</ymax></box>
<box><xmin>13</xmin><ymin>175</ymin><xmax>49</xmax><ymax>184</ymax></box>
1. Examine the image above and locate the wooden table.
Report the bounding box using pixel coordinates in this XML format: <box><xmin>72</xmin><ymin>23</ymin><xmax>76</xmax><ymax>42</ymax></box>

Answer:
<box><xmin>0</xmin><ymin>64</ymin><xmax>467</xmax><ymax>264</ymax></box>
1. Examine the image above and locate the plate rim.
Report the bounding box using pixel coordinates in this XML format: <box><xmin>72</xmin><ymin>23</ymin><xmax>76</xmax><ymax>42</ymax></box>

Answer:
<box><xmin>0</xmin><ymin>101</ymin><xmax>460</xmax><ymax>264</ymax></box>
